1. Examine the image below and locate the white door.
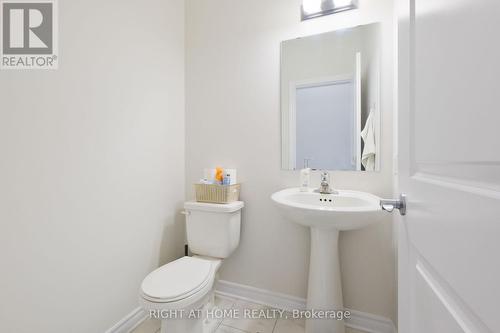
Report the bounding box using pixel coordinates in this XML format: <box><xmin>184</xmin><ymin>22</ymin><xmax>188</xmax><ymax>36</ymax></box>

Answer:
<box><xmin>291</xmin><ymin>76</ymin><xmax>357</xmax><ymax>170</ymax></box>
<box><xmin>397</xmin><ymin>0</ymin><xmax>500</xmax><ymax>333</ymax></box>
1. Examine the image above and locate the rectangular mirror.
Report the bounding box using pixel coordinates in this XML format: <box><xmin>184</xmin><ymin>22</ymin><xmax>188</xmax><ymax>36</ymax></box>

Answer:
<box><xmin>281</xmin><ymin>23</ymin><xmax>381</xmax><ymax>171</ymax></box>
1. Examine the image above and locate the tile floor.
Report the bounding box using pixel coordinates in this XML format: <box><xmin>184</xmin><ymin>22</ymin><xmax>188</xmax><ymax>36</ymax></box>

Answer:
<box><xmin>131</xmin><ymin>296</ymin><xmax>365</xmax><ymax>333</ymax></box>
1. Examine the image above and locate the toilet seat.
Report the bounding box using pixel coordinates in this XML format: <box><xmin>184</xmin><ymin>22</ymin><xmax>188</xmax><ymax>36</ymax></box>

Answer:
<box><xmin>140</xmin><ymin>256</ymin><xmax>215</xmax><ymax>303</ymax></box>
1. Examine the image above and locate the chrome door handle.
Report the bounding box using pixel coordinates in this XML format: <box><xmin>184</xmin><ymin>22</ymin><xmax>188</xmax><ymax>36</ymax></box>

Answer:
<box><xmin>380</xmin><ymin>194</ymin><xmax>407</xmax><ymax>216</ymax></box>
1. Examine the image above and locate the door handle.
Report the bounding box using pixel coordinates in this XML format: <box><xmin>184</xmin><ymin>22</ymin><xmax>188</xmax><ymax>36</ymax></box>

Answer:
<box><xmin>380</xmin><ymin>194</ymin><xmax>407</xmax><ymax>216</ymax></box>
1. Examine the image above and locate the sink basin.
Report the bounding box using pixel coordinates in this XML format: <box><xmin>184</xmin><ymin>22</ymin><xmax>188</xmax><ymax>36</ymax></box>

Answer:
<box><xmin>271</xmin><ymin>188</ymin><xmax>382</xmax><ymax>230</ymax></box>
<box><xmin>271</xmin><ymin>187</ymin><xmax>384</xmax><ymax>333</ymax></box>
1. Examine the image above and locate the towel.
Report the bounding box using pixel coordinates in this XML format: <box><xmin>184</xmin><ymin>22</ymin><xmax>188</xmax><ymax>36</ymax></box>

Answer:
<box><xmin>360</xmin><ymin>108</ymin><xmax>376</xmax><ymax>171</ymax></box>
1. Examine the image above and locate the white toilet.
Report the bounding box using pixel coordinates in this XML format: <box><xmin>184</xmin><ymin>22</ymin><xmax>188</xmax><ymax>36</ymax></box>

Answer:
<box><xmin>139</xmin><ymin>200</ymin><xmax>244</xmax><ymax>333</ymax></box>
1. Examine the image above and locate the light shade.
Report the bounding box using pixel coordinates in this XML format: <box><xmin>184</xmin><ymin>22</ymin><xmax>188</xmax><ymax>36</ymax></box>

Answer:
<box><xmin>301</xmin><ymin>0</ymin><xmax>358</xmax><ymax>21</ymax></box>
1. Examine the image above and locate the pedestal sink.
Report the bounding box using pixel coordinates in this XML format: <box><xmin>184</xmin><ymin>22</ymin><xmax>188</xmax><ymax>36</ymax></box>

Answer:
<box><xmin>271</xmin><ymin>188</ymin><xmax>383</xmax><ymax>333</ymax></box>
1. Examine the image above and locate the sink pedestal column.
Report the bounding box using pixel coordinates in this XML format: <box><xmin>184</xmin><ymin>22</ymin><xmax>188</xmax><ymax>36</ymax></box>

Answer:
<box><xmin>305</xmin><ymin>228</ymin><xmax>345</xmax><ymax>333</ymax></box>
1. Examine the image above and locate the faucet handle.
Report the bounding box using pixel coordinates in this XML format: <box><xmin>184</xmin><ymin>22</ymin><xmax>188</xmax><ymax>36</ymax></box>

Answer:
<box><xmin>320</xmin><ymin>170</ymin><xmax>330</xmax><ymax>183</ymax></box>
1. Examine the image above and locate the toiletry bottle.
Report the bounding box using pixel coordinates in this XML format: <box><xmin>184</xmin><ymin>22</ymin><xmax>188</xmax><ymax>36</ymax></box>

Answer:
<box><xmin>215</xmin><ymin>167</ymin><xmax>224</xmax><ymax>185</ymax></box>
<box><xmin>204</xmin><ymin>169</ymin><xmax>216</xmax><ymax>184</ymax></box>
<box><xmin>224</xmin><ymin>169</ymin><xmax>237</xmax><ymax>185</ymax></box>
<box><xmin>223</xmin><ymin>173</ymin><xmax>231</xmax><ymax>185</ymax></box>
<box><xmin>300</xmin><ymin>168</ymin><xmax>311</xmax><ymax>192</ymax></box>
<box><xmin>299</xmin><ymin>158</ymin><xmax>312</xmax><ymax>192</ymax></box>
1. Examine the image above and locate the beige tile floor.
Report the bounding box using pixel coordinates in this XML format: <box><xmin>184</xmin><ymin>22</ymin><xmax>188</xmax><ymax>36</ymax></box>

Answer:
<box><xmin>132</xmin><ymin>296</ymin><xmax>365</xmax><ymax>333</ymax></box>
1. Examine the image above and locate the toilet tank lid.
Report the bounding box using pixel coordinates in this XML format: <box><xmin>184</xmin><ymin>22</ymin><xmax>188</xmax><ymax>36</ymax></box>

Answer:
<box><xmin>184</xmin><ymin>201</ymin><xmax>244</xmax><ymax>213</ymax></box>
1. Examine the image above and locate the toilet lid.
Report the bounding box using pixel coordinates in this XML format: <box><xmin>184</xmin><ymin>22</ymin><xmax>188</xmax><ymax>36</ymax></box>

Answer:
<box><xmin>141</xmin><ymin>256</ymin><xmax>212</xmax><ymax>302</ymax></box>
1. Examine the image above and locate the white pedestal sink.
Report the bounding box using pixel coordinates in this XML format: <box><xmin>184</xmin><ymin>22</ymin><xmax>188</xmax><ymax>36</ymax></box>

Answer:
<box><xmin>271</xmin><ymin>188</ymin><xmax>383</xmax><ymax>333</ymax></box>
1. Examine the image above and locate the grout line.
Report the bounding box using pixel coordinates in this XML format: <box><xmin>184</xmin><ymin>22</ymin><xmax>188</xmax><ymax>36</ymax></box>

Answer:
<box><xmin>213</xmin><ymin>317</ymin><xmax>223</xmax><ymax>332</ymax></box>
<box><xmin>219</xmin><ymin>323</ymin><xmax>251</xmax><ymax>333</ymax></box>
<box><xmin>212</xmin><ymin>319</ymin><xmax>220</xmax><ymax>333</ymax></box>
<box><xmin>271</xmin><ymin>316</ymin><xmax>279</xmax><ymax>333</ymax></box>
<box><xmin>214</xmin><ymin>296</ymin><xmax>237</xmax><ymax>333</ymax></box>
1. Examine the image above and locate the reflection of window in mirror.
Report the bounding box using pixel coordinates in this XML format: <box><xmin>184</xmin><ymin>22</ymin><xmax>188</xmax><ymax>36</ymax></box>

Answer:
<box><xmin>281</xmin><ymin>23</ymin><xmax>381</xmax><ymax>172</ymax></box>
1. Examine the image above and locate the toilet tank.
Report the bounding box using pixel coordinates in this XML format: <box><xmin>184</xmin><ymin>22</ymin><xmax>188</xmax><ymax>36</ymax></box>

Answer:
<box><xmin>184</xmin><ymin>201</ymin><xmax>244</xmax><ymax>258</ymax></box>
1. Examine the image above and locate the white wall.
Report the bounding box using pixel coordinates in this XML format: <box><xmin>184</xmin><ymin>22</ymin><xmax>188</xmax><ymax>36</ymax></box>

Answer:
<box><xmin>186</xmin><ymin>0</ymin><xmax>396</xmax><ymax>322</ymax></box>
<box><xmin>0</xmin><ymin>0</ymin><xmax>185</xmax><ymax>332</ymax></box>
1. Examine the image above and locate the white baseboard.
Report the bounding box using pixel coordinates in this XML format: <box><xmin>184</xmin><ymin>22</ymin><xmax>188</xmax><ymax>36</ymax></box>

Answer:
<box><xmin>107</xmin><ymin>280</ymin><xmax>396</xmax><ymax>333</ymax></box>
<box><xmin>346</xmin><ymin>309</ymin><xmax>397</xmax><ymax>333</ymax></box>
<box><xmin>105</xmin><ymin>307</ymin><xmax>147</xmax><ymax>333</ymax></box>
<box><xmin>216</xmin><ymin>280</ymin><xmax>306</xmax><ymax>312</ymax></box>
<box><xmin>215</xmin><ymin>280</ymin><xmax>396</xmax><ymax>333</ymax></box>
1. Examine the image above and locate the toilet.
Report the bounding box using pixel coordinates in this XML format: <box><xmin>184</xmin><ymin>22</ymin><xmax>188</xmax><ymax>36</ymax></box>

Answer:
<box><xmin>139</xmin><ymin>200</ymin><xmax>244</xmax><ymax>333</ymax></box>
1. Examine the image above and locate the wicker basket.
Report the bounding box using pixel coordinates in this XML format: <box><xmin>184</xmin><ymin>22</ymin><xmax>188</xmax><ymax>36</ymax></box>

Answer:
<box><xmin>194</xmin><ymin>183</ymin><xmax>241</xmax><ymax>204</ymax></box>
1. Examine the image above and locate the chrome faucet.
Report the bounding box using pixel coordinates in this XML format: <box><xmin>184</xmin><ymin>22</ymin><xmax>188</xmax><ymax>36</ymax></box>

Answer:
<box><xmin>318</xmin><ymin>171</ymin><xmax>335</xmax><ymax>194</ymax></box>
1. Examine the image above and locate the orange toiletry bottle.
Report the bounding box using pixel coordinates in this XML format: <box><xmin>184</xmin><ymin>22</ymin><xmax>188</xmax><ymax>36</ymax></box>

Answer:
<box><xmin>215</xmin><ymin>167</ymin><xmax>224</xmax><ymax>184</ymax></box>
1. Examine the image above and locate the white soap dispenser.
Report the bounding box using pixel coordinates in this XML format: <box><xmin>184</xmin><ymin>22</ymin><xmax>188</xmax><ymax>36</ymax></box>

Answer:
<box><xmin>300</xmin><ymin>159</ymin><xmax>311</xmax><ymax>192</ymax></box>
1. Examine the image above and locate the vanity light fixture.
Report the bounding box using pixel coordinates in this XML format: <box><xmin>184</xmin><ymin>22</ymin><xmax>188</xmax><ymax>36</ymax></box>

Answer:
<box><xmin>301</xmin><ymin>0</ymin><xmax>358</xmax><ymax>21</ymax></box>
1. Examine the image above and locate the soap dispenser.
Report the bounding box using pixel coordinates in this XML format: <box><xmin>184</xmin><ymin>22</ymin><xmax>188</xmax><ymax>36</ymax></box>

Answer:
<box><xmin>300</xmin><ymin>159</ymin><xmax>311</xmax><ymax>192</ymax></box>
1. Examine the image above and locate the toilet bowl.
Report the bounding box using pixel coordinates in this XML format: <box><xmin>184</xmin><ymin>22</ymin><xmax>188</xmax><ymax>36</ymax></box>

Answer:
<box><xmin>140</xmin><ymin>256</ymin><xmax>222</xmax><ymax>333</ymax></box>
<box><xmin>139</xmin><ymin>201</ymin><xmax>244</xmax><ymax>333</ymax></box>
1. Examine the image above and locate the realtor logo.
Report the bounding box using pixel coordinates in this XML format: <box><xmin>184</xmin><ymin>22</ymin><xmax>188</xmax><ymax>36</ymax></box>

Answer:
<box><xmin>1</xmin><ymin>0</ymin><xmax>58</xmax><ymax>69</ymax></box>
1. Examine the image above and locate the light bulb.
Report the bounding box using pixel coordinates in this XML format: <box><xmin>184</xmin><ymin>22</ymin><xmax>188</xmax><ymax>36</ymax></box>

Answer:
<box><xmin>334</xmin><ymin>0</ymin><xmax>353</xmax><ymax>8</ymax></box>
<box><xmin>302</xmin><ymin>0</ymin><xmax>322</xmax><ymax>14</ymax></box>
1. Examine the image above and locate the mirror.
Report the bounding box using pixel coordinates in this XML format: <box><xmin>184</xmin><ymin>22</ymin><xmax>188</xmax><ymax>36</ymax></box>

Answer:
<box><xmin>281</xmin><ymin>23</ymin><xmax>381</xmax><ymax>171</ymax></box>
